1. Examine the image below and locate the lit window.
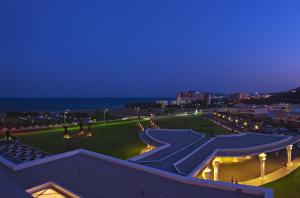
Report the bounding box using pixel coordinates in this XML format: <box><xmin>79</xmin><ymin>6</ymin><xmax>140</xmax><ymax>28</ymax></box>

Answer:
<box><xmin>27</xmin><ymin>182</ymin><xmax>79</xmax><ymax>198</ymax></box>
<box><xmin>32</xmin><ymin>188</ymin><xmax>67</xmax><ymax>198</ymax></box>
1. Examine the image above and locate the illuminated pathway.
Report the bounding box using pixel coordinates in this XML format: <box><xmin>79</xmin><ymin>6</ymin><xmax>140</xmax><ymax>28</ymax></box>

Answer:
<box><xmin>240</xmin><ymin>157</ymin><xmax>300</xmax><ymax>186</ymax></box>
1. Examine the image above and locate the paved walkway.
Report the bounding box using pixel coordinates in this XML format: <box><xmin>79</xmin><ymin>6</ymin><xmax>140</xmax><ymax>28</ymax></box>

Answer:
<box><xmin>240</xmin><ymin>157</ymin><xmax>300</xmax><ymax>186</ymax></box>
<box><xmin>0</xmin><ymin>141</ymin><xmax>50</xmax><ymax>164</ymax></box>
<box><xmin>207</xmin><ymin>117</ymin><xmax>241</xmax><ymax>133</ymax></box>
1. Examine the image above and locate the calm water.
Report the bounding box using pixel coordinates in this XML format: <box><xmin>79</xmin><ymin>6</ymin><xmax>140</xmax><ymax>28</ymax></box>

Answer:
<box><xmin>0</xmin><ymin>98</ymin><xmax>174</xmax><ymax>112</ymax></box>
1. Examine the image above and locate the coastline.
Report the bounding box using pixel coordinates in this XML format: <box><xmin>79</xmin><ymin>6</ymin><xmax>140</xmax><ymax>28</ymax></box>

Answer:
<box><xmin>0</xmin><ymin>97</ymin><xmax>174</xmax><ymax>113</ymax></box>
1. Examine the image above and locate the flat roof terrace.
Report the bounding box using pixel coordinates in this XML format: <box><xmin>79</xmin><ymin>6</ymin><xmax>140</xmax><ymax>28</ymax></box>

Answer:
<box><xmin>0</xmin><ymin>149</ymin><xmax>270</xmax><ymax>198</ymax></box>
<box><xmin>136</xmin><ymin>129</ymin><xmax>205</xmax><ymax>162</ymax></box>
<box><xmin>131</xmin><ymin>129</ymin><xmax>300</xmax><ymax>177</ymax></box>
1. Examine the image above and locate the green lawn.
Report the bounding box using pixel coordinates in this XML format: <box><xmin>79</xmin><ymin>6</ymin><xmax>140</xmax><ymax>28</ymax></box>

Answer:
<box><xmin>263</xmin><ymin>167</ymin><xmax>300</xmax><ymax>198</ymax></box>
<box><xmin>16</xmin><ymin>120</ymin><xmax>146</xmax><ymax>159</ymax></box>
<box><xmin>13</xmin><ymin>115</ymin><xmax>232</xmax><ymax>159</ymax></box>
<box><xmin>154</xmin><ymin>115</ymin><xmax>232</xmax><ymax>136</ymax></box>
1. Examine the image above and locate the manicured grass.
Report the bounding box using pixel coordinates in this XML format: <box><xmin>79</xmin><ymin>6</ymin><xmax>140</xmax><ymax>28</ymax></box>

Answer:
<box><xmin>263</xmin><ymin>167</ymin><xmax>300</xmax><ymax>198</ymax></box>
<box><xmin>154</xmin><ymin>115</ymin><xmax>232</xmax><ymax>136</ymax></box>
<box><xmin>16</xmin><ymin>120</ymin><xmax>146</xmax><ymax>159</ymax></box>
<box><xmin>14</xmin><ymin>115</ymin><xmax>232</xmax><ymax>159</ymax></box>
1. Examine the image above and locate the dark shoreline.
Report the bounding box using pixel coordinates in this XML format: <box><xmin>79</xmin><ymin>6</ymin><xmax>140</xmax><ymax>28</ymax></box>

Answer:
<box><xmin>0</xmin><ymin>97</ymin><xmax>175</xmax><ymax>113</ymax></box>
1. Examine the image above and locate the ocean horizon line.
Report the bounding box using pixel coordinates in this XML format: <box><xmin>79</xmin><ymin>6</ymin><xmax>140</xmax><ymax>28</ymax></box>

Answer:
<box><xmin>0</xmin><ymin>97</ymin><xmax>175</xmax><ymax>99</ymax></box>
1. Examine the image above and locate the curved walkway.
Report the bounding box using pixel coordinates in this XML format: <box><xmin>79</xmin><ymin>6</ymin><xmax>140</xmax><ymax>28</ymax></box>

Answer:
<box><xmin>240</xmin><ymin>157</ymin><xmax>300</xmax><ymax>186</ymax></box>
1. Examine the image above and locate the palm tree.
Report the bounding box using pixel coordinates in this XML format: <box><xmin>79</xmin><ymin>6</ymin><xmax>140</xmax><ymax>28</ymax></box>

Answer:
<box><xmin>79</xmin><ymin>121</ymin><xmax>84</xmax><ymax>135</ymax></box>
<box><xmin>86</xmin><ymin>121</ymin><xmax>93</xmax><ymax>137</ymax></box>
<box><xmin>63</xmin><ymin>125</ymin><xmax>70</xmax><ymax>139</ymax></box>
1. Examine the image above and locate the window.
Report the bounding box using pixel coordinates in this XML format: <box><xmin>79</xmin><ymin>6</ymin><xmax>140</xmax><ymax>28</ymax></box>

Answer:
<box><xmin>26</xmin><ymin>182</ymin><xmax>79</xmax><ymax>198</ymax></box>
<box><xmin>32</xmin><ymin>188</ymin><xmax>67</xmax><ymax>198</ymax></box>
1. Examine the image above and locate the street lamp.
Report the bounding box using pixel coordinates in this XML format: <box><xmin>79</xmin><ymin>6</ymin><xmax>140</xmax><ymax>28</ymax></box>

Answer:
<box><xmin>161</xmin><ymin>105</ymin><xmax>165</xmax><ymax>114</ymax></box>
<box><xmin>135</xmin><ymin>106</ymin><xmax>140</xmax><ymax>120</ymax></box>
<box><xmin>64</xmin><ymin>109</ymin><xmax>70</xmax><ymax>123</ymax></box>
<box><xmin>196</xmin><ymin>104</ymin><xmax>200</xmax><ymax>112</ymax></box>
<box><xmin>104</xmin><ymin>108</ymin><xmax>108</xmax><ymax>122</ymax></box>
<box><xmin>64</xmin><ymin>112</ymin><xmax>67</xmax><ymax>123</ymax></box>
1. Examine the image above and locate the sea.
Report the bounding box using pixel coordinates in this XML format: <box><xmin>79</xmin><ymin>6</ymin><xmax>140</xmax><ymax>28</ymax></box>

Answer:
<box><xmin>0</xmin><ymin>98</ymin><xmax>174</xmax><ymax>112</ymax></box>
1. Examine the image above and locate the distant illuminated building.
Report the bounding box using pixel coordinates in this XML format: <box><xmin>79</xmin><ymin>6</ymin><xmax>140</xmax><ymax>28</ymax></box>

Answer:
<box><xmin>176</xmin><ymin>91</ymin><xmax>211</xmax><ymax>105</ymax></box>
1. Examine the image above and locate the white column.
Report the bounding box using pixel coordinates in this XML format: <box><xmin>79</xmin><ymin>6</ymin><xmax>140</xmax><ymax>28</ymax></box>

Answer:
<box><xmin>286</xmin><ymin>145</ymin><xmax>293</xmax><ymax>166</ymax></box>
<box><xmin>212</xmin><ymin>159</ymin><xmax>220</xmax><ymax>181</ymax></box>
<box><xmin>259</xmin><ymin>153</ymin><xmax>267</xmax><ymax>179</ymax></box>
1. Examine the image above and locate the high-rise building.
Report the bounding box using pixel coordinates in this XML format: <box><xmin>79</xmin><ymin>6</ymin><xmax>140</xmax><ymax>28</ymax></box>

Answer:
<box><xmin>176</xmin><ymin>91</ymin><xmax>210</xmax><ymax>105</ymax></box>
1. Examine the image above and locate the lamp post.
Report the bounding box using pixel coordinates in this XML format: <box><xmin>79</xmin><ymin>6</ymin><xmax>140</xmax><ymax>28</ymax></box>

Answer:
<box><xmin>135</xmin><ymin>106</ymin><xmax>140</xmax><ymax>120</ymax></box>
<box><xmin>64</xmin><ymin>112</ymin><xmax>67</xmax><ymax>123</ymax></box>
<box><xmin>196</xmin><ymin>104</ymin><xmax>200</xmax><ymax>112</ymax></box>
<box><xmin>64</xmin><ymin>109</ymin><xmax>70</xmax><ymax>123</ymax></box>
<box><xmin>104</xmin><ymin>108</ymin><xmax>108</xmax><ymax>122</ymax></box>
<box><xmin>161</xmin><ymin>105</ymin><xmax>165</xmax><ymax>114</ymax></box>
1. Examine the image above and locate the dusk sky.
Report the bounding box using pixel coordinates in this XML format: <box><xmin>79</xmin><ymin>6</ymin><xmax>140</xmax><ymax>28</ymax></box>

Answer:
<box><xmin>1</xmin><ymin>0</ymin><xmax>300</xmax><ymax>97</ymax></box>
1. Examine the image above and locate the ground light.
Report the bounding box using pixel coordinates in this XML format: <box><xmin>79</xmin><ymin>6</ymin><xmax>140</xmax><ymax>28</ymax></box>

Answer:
<box><xmin>63</xmin><ymin>134</ymin><xmax>71</xmax><ymax>139</ymax></box>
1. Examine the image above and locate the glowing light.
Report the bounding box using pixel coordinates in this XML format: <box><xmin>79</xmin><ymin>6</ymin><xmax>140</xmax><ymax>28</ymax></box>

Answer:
<box><xmin>32</xmin><ymin>188</ymin><xmax>66</xmax><ymax>198</ymax></box>
<box><xmin>201</xmin><ymin>167</ymin><xmax>212</xmax><ymax>180</ymax></box>
<box><xmin>140</xmin><ymin>145</ymin><xmax>155</xmax><ymax>154</ymax></box>
<box><xmin>63</xmin><ymin>134</ymin><xmax>71</xmax><ymax>139</ymax></box>
<box><xmin>86</xmin><ymin>132</ymin><xmax>92</xmax><ymax>137</ymax></box>
<box><xmin>78</xmin><ymin>131</ymin><xmax>85</xmax><ymax>136</ymax></box>
<box><xmin>244</xmin><ymin>122</ymin><xmax>248</xmax><ymax>126</ymax></box>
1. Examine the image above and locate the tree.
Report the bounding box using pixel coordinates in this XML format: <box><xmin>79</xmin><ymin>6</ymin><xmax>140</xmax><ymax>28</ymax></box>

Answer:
<box><xmin>63</xmin><ymin>125</ymin><xmax>70</xmax><ymax>139</ymax></box>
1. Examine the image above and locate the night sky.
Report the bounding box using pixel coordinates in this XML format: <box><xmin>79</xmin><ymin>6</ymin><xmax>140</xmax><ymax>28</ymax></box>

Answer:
<box><xmin>1</xmin><ymin>0</ymin><xmax>300</xmax><ymax>97</ymax></box>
